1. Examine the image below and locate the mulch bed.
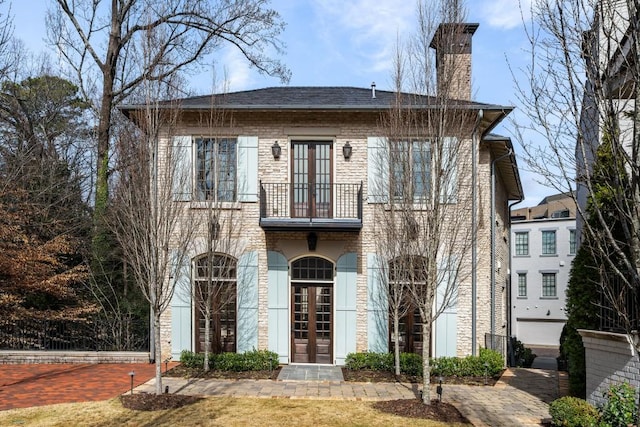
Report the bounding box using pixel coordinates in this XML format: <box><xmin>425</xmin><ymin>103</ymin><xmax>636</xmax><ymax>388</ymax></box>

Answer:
<box><xmin>374</xmin><ymin>399</ymin><xmax>469</xmax><ymax>423</ymax></box>
<box><xmin>120</xmin><ymin>393</ymin><xmax>202</xmax><ymax>411</ymax></box>
<box><xmin>341</xmin><ymin>368</ymin><xmax>501</xmax><ymax>387</ymax></box>
<box><xmin>163</xmin><ymin>365</ymin><xmax>281</xmax><ymax>380</ymax></box>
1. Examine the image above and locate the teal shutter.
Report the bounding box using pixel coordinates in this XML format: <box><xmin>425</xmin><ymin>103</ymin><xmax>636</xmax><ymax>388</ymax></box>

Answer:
<box><xmin>237</xmin><ymin>136</ymin><xmax>258</xmax><ymax>202</ymax></box>
<box><xmin>367</xmin><ymin>136</ymin><xmax>389</xmax><ymax>203</ymax></box>
<box><xmin>435</xmin><ymin>257</ymin><xmax>457</xmax><ymax>357</ymax></box>
<box><xmin>367</xmin><ymin>253</ymin><xmax>388</xmax><ymax>353</ymax></box>
<box><xmin>170</xmin><ymin>250</ymin><xmax>192</xmax><ymax>359</ymax></box>
<box><xmin>267</xmin><ymin>251</ymin><xmax>289</xmax><ymax>363</ymax></box>
<box><xmin>172</xmin><ymin>136</ymin><xmax>192</xmax><ymax>201</ymax></box>
<box><xmin>335</xmin><ymin>253</ymin><xmax>357</xmax><ymax>365</ymax></box>
<box><xmin>439</xmin><ymin>137</ymin><xmax>458</xmax><ymax>204</ymax></box>
<box><xmin>237</xmin><ymin>251</ymin><xmax>259</xmax><ymax>352</ymax></box>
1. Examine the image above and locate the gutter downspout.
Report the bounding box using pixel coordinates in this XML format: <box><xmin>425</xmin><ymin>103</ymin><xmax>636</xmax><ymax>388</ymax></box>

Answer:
<box><xmin>471</xmin><ymin>109</ymin><xmax>483</xmax><ymax>356</ymax></box>
<box><xmin>491</xmin><ymin>148</ymin><xmax>513</xmax><ymax>349</ymax></box>
<box><xmin>507</xmin><ymin>198</ymin><xmax>524</xmax><ymax>366</ymax></box>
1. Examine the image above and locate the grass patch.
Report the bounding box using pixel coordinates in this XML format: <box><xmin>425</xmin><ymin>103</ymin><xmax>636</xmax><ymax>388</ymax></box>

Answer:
<box><xmin>0</xmin><ymin>396</ymin><xmax>470</xmax><ymax>426</ymax></box>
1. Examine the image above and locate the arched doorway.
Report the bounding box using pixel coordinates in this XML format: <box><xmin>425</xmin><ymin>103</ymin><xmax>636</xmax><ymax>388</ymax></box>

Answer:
<box><xmin>291</xmin><ymin>256</ymin><xmax>334</xmax><ymax>364</ymax></box>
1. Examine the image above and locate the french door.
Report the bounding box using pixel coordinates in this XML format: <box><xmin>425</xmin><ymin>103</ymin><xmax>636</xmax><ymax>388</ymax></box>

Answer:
<box><xmin>291</xmin><ymin>141</ymin><xmax>332</xmax><ymax>218</ymax></box>
<box><xmin>290</xmin><ymin>257</ymin><xmax>334</xmax><ymax>364</ymax></box>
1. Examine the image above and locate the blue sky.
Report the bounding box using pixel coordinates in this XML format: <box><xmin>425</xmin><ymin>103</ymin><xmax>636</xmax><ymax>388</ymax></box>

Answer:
<box><xmin>11</xmin><ymin>0</ymin><xmax>552</xmax><ymax>205</ymax></box>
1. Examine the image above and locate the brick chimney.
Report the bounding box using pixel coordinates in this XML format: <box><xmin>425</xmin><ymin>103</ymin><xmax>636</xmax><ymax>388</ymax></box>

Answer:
<box><xmin>429</xmin><ymin>23</ymin><xmax>479</xmax><ymax>100</ymax></box>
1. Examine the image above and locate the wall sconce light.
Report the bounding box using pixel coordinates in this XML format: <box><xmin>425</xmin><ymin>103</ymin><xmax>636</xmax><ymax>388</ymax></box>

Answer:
<box><xmin>342</xmin><ymin>141</ymin><xmax>352</xmax><ymax>160</ymax></box>
<box><xmin>307</xmin><ymin>232</ymin><xmax>318</xmax><ymax>251</ymax></box>
<box><xmin>272</xmin><ymin>141</ymin><xmax>281</xmax><ymax>159</ymax></box>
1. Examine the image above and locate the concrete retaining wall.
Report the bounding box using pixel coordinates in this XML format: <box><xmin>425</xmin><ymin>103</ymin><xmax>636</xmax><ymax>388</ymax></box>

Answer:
<box><xmin>579</xmin><ymin>329</ymin><xmax>639</xmax><ymax>407</ymax></box>
<box><xmin>0</xmin><ymin>351</ymin><xmax>151</xmax><ymax>364</ymax></box>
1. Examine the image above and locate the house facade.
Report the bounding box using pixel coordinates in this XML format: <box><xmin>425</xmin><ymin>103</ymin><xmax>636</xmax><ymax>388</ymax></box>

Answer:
<box><xmin>510</xmin><ymin>194</ymin><xmax>576</xmax><ymax>349</ymax></box>
<box><xmin>122</xmin><ymin>23</ymin><xmax>523</xmax><ymax>365</ymax></box>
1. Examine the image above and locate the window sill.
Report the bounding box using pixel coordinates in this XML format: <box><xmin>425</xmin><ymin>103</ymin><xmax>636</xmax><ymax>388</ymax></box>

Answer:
<box><xmin>516</xmin><ymin>296</ymin><xmax>528</xmax><ymax>299</ymax></box>
<box><xmin>539</xmin><ymin>254</ymin><xmax>558</xmax><ymax>257</ymax></box>
<box><xmin>540</xmin><ymin>296</ymin><xmax>559</xmax><ymax>300</ymax></box>
<box><xmin>514</xmin><ymin>255</ymin><xmax>530</xmax><ymax>258</ymax></box>
<box><xmin>188</xmin><ymin>201</ymin><xmax>243</xmax><ymax>210</ymax></box>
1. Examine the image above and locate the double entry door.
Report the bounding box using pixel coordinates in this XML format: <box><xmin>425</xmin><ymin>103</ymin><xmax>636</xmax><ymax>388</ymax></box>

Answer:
<box><xmin>290</xmin><ymin>256</ymin><xmax>334</xmax><ymax>364</ymax></box>
<box><xmin>291</xmin><ymin>141</ymin><xmax>332</xmax><ymax>218</ymax></box>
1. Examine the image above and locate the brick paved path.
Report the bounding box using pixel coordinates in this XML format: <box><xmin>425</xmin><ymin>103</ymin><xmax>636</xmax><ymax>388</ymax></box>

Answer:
<box><xmin>0</xmin><ymin>363</ymin><xmax>175</xmax><ymax>410</ymax></box>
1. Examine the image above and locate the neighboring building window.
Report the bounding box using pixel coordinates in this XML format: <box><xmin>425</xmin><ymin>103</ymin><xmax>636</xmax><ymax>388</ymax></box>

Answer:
<box><xmin>569</xmin><ymin>229</ymin><xmax>576</xmax><ymax>255</ymax></box>
<box><xmin>542</xmin><ymin>273</ymin><xmax>557</xmax><ymax>297</ymax></box>
<box><xmin>541</xmin><ymin>230</ymin><xmax>556</xmax><ymax>255</ymax></box>
<box><xmin>195</xmin><ymin>137</ymin><xmax>237</xmax><ymax>201</ymax></box>
<box><xmin>390</xmin><ymin>140</ymin><xmax>430</xmax><ymax>202</ymax></box>
<box><xmin>515</xmin><ymin>232</ymin><xmax>529</xmax><ymax>256</ymax></box>
<box><xmin>517</xmin><ymin>273</ymin><xmax>527</xmax><ymax>297</ymax></box>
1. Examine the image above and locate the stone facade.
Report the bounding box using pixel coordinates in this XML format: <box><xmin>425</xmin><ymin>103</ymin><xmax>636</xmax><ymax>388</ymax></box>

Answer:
<box><xmin>153</xmin><ymin>105</ymin><xmax>520</xmax><ymax>362</ymax></box>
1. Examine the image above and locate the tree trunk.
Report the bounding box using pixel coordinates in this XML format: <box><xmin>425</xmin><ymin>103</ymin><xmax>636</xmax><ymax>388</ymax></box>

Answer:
<box><xmin>153</xmin><ymin>310</ymin><xmax>163</xmax><ymax>395</ymax></box>
<box><xmin>421</xmin><ymin>321</ymin><xmax>431</xmax><ymax>404</ymax></box>
<box><xmin>393</xmin><ymin>313</ymin><xmax>401</xmax><ymax>376</ymax></box>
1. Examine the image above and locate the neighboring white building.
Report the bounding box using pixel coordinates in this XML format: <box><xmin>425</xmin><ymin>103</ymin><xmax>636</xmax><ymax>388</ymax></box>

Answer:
<box><xmin>510</xmin><ymin>194</ymin><xmax>576</xmax><ymax>348</ymax></box>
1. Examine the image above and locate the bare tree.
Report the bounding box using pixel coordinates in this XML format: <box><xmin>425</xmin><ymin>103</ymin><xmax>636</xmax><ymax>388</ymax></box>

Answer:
<box><xmin>187</xmin><ymin>88</ymin><xmax>246</xmax><ymax>371</ymax></box>
<box><xmin>513</xmin><ymin>0</ymin><xmax>640</xmax><ymax>340</ymax></box>
<box><xmin>46</xmin><ymin>0</ymin><xmax>290</xmax><ymax>260</ymax></box>
<box><xmin>110</xmin><ymin>61</ymin><xmax>198</xmax><ymax>393</ymax></box>
<box><xmin>372</xmin><ymin>0</ymin><xmax>474</xmax><ymax>404</ymax></box>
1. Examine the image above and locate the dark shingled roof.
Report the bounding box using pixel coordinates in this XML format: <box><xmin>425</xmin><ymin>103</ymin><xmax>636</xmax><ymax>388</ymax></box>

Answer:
<box><xmin>121</xmin><ymin>86</ymin><xmax>511</xmax><ymax>112</ymax></box>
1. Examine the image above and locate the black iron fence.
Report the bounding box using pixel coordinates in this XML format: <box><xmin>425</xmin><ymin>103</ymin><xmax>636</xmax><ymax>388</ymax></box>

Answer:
<box><xmin>260</xmin><ymin>182</ymin><xmax>363</xmax><ymax>220</ymax></box>
<box><xmin>599</xmin><ymin>275</ymin><xmax>640</xmax><ymax>333</ymax></box>
<box><xmin>0</xmin><ymin>318</ymin><xmax>149</xmax><ymax>352</ymax></box>
<box><xmin>485</xmin><ymin>333</ymin><xmax>507</xmax><ymax>356</ymax></box>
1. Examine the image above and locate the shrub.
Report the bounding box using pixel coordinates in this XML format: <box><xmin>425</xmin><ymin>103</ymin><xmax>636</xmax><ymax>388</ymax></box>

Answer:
<box><xmin>599</xmin><ymin>383</ymin><xmax>637</xmax><ymax>427</ymax></box>
<box><xmin>179</xmin><ymin>349</ymin><xmax>278</xmax><ymax>371</ymax></box>
<box><xmin>549</xmin><ymin>396</ymin><xmax>600</xmax><ymax>427</ymax></box>
<box><xmin>179</xmin><ymin>350</ymin><xmax>204</xmax><ymax>369</ymax></box>
<box><xmin>430</xmin><ymin>356</ymin><xmax>458</xmax><ymax>377</ymax></box>
<box><xmin>429</xmin><ymin>349</ymin><xmax>503</xmax><ymax>377</ymax></box>
<box><xmin>478</xmin><ymin>348</ymin><xmax>504</xmax><ymax>376</ymax></box>
<box><xmin>345</xmin><ymin>352</ymin><xmax>420</xmax><ymax>376</ymax></box>
<box><xmin>399</xmin><ymin>352</ymin><xmax>423</xmax><ymax>376</ymax></box>
<box><xmin>510</xmin><ymin>337</ymin><xmax>536</xmax><ymax>368</ymax></box>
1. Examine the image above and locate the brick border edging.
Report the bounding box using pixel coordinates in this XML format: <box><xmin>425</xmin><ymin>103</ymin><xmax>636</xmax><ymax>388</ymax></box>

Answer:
<box><xmin>0</xmin><ymin>351</ymin><xmax>151</xmax><ymax>364</ymax></box>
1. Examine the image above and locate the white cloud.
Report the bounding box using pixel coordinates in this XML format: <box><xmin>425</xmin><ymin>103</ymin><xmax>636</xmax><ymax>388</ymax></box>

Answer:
<box><xmin>312</xmin><ymin>0</ymin><xmax>414</xmax><ymax>78</ymax></box>
<box><xmin>475</xmin><ymin>0</ymin><xmax>532</xmax><ymax>30</ymax></box>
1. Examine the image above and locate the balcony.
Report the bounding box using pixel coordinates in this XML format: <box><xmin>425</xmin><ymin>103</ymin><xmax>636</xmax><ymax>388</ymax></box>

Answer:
<box><xmin>259</xmin><ymin>181</ymin><xmax>363</xmax><ymax>231</ymax></box>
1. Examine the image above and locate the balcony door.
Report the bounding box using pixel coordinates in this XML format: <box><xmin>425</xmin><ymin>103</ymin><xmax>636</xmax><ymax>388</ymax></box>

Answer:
<box><xmin>291</xmin><ymin>141</ymin><xmax>332</xmax><ymax>218</ymax></box>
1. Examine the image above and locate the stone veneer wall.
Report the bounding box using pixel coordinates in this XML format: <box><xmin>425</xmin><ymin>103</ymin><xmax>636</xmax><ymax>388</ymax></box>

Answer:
<box><xmin>0</xmin><ymin>351</ymin><xmax>150</xmax><ymax>364</ymax></box>
<box><xmin>579</xmin><ymin>329</ymin><xmax>640</xmax><ymax>407</ymax></box>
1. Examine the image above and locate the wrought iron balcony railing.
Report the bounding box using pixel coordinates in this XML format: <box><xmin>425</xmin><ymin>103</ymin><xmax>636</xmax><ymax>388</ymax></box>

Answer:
<box><xmin>259</xmin><ymin>181</ymin><xmax>363</xmax><ymax>231</ymax></box>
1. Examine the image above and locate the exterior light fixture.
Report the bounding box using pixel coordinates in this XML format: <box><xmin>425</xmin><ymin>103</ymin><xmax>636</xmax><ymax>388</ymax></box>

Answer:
<box><xmin>128</xmin><ymin>371</ymin><xmax>135</xmax><ymax>395</ymax></box>
<box><xmin>342</xmin><ymin>141</ymin><xmax>352</xmax><ymax>160</ymax></box>
<box><xmin>483</xmin><ymin>362</ymin><xmax>490</xmax><ymax>385</ymax></box>
<box><xmin>437</xmin><ymin>376</ymin><xmax>444</xmax><ymax>401</ymax></box>
<box><xmin>272</xmin><ymin>141</ymin><xmax>281</xmax><ymax>159</ymax></box>
<box><xmin>307</xmin><ymin>232</ymin><xmax>318</xmax><ymax>251</ymax></box>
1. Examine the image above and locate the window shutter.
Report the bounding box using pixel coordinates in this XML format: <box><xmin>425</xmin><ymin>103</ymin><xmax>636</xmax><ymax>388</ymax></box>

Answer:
<box><xmin>237</xmin><ymin>136</ymin><xmax>259</xmax><ymax>202</ymax></box>
<box><xmin>439</xmin><ymin>137</ymin><xmax>458</xmax><ymax>204</ymax></box>
<box><xmin>335</xmin><ymin>252</ymin><xmax>357</xmax><ymax>365</ymax></box>
<box><xmin>170</xmin><ymin>249</ymin><xmax>192</xmax><ymax>359</ymax></box>
<box><xmin>367</xmin><ymin>253</ymin><xmax>389</xmax><ymax>353</ymax></box>
<box><xmin>267</xmin><ymin>251</ymin><xmax>289</xmax><ymax>363</ymax></box>
<box><xmin>367</xmin><ymin>136</ymin><xmax>389</xmax><ymax>203</ymax></box>
<box><xmin>172</xmin><ymin>136</ymin><xmax>192</xmax><ymax>201</ymax></box>
<box><xmin>435</xmin><ymin>256</ymin><xmax>458</xmax><ymax>357</ymax></box>
<box><xmin>237</xmin><ymin>251</ymin><xmax>258</xmax><ymax>352</ymax></box>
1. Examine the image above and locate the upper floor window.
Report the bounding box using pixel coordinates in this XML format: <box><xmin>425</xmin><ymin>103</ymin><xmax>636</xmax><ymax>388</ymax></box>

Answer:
<box><xmin>517</xmin><ymin>273</ymin><xmax>527</xmax><ymax>297</ymax></box>
<box><xmin>542</xmin><ymin>272</ymin><xmax>557</xmax><ymax>297</ymax></box>
<box><xmin>195</xmin><ymin>137</ymin><xmax>237</xmax><ymax>202</ymax></box>
<box><xmin>541</xmin><ymin>230</ymin><xmax>556</xmax><ymax>255</ymax></box>
<box><xmin>390</xmin><ymin>140</ymin><xmax>430</xmax><ymax>202</ymax></box>
<box><xmin>569</xmin><ymin>229</ymin><xmax>576</xmax><ymax>255</ymax></box>
<box><xmin>515</xmin><ymin>232</ymin><xmax>529</xmax><ymax>256</ymax></box>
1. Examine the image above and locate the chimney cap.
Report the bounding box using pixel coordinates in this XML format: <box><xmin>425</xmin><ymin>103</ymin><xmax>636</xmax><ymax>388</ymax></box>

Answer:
<box><xmin>429</xmin><ymin>22</ymin><xmax>479</xmax><ymax>51</ymax></box>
